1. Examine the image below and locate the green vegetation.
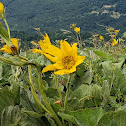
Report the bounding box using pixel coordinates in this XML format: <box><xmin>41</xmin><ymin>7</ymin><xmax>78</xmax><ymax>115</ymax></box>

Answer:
<box><xmin>1</xmin><ymin>0</ymin><xmax>126</xmax><ymax>34</ymax></box>
<box><xmin>1</xmin><ymin>1</ymin><xmax>126</xmax><ymax>126</ymax></box>
<box><xmin>0</xmin><ymin>0</ymin><xmax>126</xmax><ymax>48</ymax></box>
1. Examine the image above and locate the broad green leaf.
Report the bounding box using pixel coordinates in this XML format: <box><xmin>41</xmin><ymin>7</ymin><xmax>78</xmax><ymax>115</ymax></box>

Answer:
<box><xmin>20</xmin><ymin>116</ymin><xmax>50</xmax><ymax>126</ymax></box>
<box><xmin>58</xmin><ymin>112</ymin><xmax>78</xmax><ymax>125</ymax></box>
<box><xmin>46</xmin><ymin>88</ymin><xmax>59</xmax><ymax>98</ymax></box>
<box><xmin>0</xmin><ymin>55</ymin><xmax>29</xmax><ymax>66</ymax></box>
<box><xmin>102</xmin><ymin>61</ymin><xmax>112</xmax><ymax>73</ymax></box>
<box><xmin>112</xmin><ymin>68</ymin><xmax>126</xmax><ymax>94</ymax></box>
<box><xmin>71</xmin><ymin>84</ymin><xmax>90</xmax><ymax>99</ymax></box>
<box><xmin>0</xmin><ymin>63</ymin><xmax>3</xmax><ymax>79</ymax></box>
<box><xmin>101</xmin><ymin>80</ymin><xmax>110</xmax><ymax>106</ymax></box>
<box><xmin>98</xmin><ymin>110</ymin><xmax>126</xmax><ymax>126</ymax></box>
<box><xmin>9</xmin><ymin>75</ymin><xmax>20</xmax><ymax>105</ymax></box>
<box><xmin>22</xmin><ymin>110</ymin><xmax>44</xmax><ymax>118</ymax></box>
<box><xmin>71</xmin><ymin>84</ymin><xmax>102</xmax><ymax>100</ymax></box>
<box><xmin>1</xmin><ymin>105</ymin><xmax>21</xmax><ymax>126</ymax></box>
<box><xmin>71</xmin><ymin>70</ymin><xmax>93</xmax><ymax>90</ymax></box>
<box><xmin>68</xmin><ymin>108</ymin><xmax>105</xmax><ymax>126</ymax></box>
<box><xmin>0</xmin><ymin>86</ymin><xmax>14</xmax><ymax>113</ymax></box>
<box><xmin>20</xmin><ymin>87</ymin><xmax>40</xmax><ymax>112</ymax></box>
<box><xmin>113</xmin><ymin>59</ymin><xmax>125</xmax><ymax>69</ymax></box>
<box><xmin>0</xmin><ymin>22</ymin><xmax>10</xmax><ymax>45</ymax></box>
<box><xmin>93</xmin><ymin>50</ymin><xmax>107</xmax><ymax>58</ymax></box>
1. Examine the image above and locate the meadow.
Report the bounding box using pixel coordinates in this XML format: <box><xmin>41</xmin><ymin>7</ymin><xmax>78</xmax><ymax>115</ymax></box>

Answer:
<box><xmin>0</xmin><ymin>2</ymin><xmax>126</xmax><ymax>126</ymax></box>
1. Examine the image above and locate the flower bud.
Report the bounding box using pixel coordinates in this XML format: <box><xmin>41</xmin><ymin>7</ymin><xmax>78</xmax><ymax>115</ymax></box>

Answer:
<box><xmin>0</xmin><ymin>2</ymin><xmax>5</xmax><ymax>19</ymax></box>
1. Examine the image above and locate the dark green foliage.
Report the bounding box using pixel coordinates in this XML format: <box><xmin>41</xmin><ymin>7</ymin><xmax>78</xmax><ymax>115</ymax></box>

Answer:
<box><xmin>0</xmin><ymin>0</ymin><xmax>126</xmax><ymax>34</ymax></box>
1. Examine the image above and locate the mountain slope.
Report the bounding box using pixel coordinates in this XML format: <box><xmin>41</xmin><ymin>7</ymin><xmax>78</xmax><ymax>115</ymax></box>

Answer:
<box><xmin>1</xmin><ymin>0</ymin><xmax>126</xmax><ymax>34</ymax></box>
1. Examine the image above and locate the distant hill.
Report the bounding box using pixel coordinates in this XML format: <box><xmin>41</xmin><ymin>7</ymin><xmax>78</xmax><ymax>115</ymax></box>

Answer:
<box><xmin>1</xmin><ymin>0</ymin><xmax>126</xmax><ymax>35</ymax></box>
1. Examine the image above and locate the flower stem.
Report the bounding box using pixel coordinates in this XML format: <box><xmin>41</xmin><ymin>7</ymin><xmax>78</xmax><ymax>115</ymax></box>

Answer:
<box><xmin>55</xmin><ymin>74</ymin><xmax>62</xmax><ymax>105</ymax></box>
<box><xmin>30</xmin><ymin>63</ymin><xmax>62</xmax><ymax>126</ymax></box>
<box><xmin>79</xmin><ymin>33</ymin><xmax>82</xmax><ymax>50</ymax></box>
<box><xmin>3</xmin><ymin>18</ymin><xmax>10</xmax><ymax>39</ymax></box>
<box><xmin>76</xmin><ymin>32</ymin><xmax>80</xmax><ymax>49</ymax></box>
<box><xmin>28</xmin><ymin>65</ymin><xmax>34</xmax><ymax>85</ymax></box>
<box><xmin>21</xmin><ymin>67</ymin><xmax>50</xmax><ymax>114</ymax></box>
<box><xmin>18</xmin><ymin>55</ymin><xmax>29</xmax><ymax>61</ymax></box>
<box><xmin>64</xmin><ymin>75</ymin><xmax>71</xmax><ymax>112</ymax></box>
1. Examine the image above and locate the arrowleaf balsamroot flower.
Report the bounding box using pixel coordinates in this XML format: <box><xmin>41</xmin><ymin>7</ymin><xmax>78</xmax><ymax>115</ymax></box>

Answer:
<box><xmin>31</xmin><ymin>33</ymin><xmax>61</xmax><ymax>56</ymax></box>
<box><xmin>42</xmin><ymin>40</ymin><xmax>86</xmax><ymax>75</ymax></box>
<box><xmin>0</xmin><ymin>2</ymin><xmax>4</xmax><ymax>14</ymax></box>
<box><xmin>114</xmin><ymin>29</ymin><xmax>120</xmax><ymax>34</ymax></box>
<box><xmin>31</xmin><ymin>33</ymin><xmax>86</xmax><ymax>75</ymax></box>
<box><xmin>0</xmin><ymin>38</ymin><xmax>19</xmax><ymax>54</ymax></box>
<box><xmin>70</xmin><ymin>23</ymin><xmax>76</xmax><ymax>29</ymax></box>
<box><xmin>74</xmin><ymin>27</ymin><xmax>80</xmax><ymax>33</ymax></box>
<box><xmin>99</xmin><ymin>35</ymin><xmax>104</xmax><ymax>41</ymax></box>
<box><xmin>112</xmin><ymin>39</ymin><xmax>118</xmax><ymax>46</ymax></box>
<box><xmin>0</xmin><ymin>2</ymin><xmax>5</xmax><ymax>19</ymax></box>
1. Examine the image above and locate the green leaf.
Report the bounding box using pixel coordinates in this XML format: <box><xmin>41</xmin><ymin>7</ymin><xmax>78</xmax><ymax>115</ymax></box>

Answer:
<box><xmin>0</xmin><ymin>22</ymin><xmax>10</xmax><ymax>43</ymax></box>
<box><xmin>0</xmin><ymin>63</ymin><xmax>3</xmax><ymax>79</ymax></box>
<box><xmin>101</xmin><ymin>80</ymin><xmax>110</xmax><ymax>106</ymax></box>
<box><xmin>71</xmin><ymin>84</ymin><xmax>90</xmax><ymax>99</ymax></box>
<box><xmin>9</xmin><ymin>75</ymin><xmax>20</xmax><ymax>105</ymax></box>
<box><xmin>71</xmin><ymin>70</ymin><xmax>94</xmax><ymax>90</ymax></box>
<box><xmin>0</xmin><ymin>55</ymin><xmax>29</xmax><ymax>66</ymax></box>
<box><xmin>20</xmin><ymin>87</ymin><xmax>40</xmax><ymax>112</ymax></box>
<box><xmin>98</xmin><ymin>110</ymin><xmax>126</xmax><ymax>126</ymax></box>
<box><xmin>0</xmin><ymin>86</ymin><xmax>14</xmax><ymax>113</ymax></box>
<box><xmin>22</xmin><ymin>110</ymin><xmax>44</xmax><ymax>118</ymax></box>
<box><xmin>58</xmin><ymin>112</ymin><xmax>78</xmax><ymax>125</ymax></box>
<box><xmin>68</xmin><ymin>108</ymin><xmax>105</xmax><ymax>126</ymax></box>
<box><xmin>71</xmin><ymin>84</ymin><xmax>102</xmax><ymax>100</ymax></box>
<box><xmin>1</xmin><ymin>105</ymin><xmax>21</xmax><ymax>126</ymax></box>
<box><xmin>93</xmin><ymin>50</ymin><xmax>107</xmax><ymax>58</ymax></box>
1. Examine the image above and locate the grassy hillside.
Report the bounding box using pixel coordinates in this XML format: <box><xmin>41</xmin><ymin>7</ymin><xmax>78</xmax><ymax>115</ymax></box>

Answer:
<box><xmin>1</xmin><ymin>0</ymin><xmax>126</xmax><ymax>35</ymax></box>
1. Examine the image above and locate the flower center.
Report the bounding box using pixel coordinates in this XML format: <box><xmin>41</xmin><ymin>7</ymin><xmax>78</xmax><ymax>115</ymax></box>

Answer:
<box><xmin>62</xmin><ymin>56</ymin><xmax>75</xmax><ymax>69</ymax></box>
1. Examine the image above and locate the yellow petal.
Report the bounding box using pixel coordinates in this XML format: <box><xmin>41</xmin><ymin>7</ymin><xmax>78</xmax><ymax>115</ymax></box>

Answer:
<box><xmin>0</xmin><ymin>2</ymin><xmax>4</xmax><ymax>14</ymax></box>
<box><xmin>43</xmin><ymin>53</ymin><xmax>57</xmax><ymax>62</ymax></box>
<box><xmin>71</xmin><ymin>43</ymin><xmax>78</xmax><ymax>58</ymax></box>
<box><xmin>53</xmin><ymin>63</ymin><xmax>64</xmax><ymax>69</ymax></box>
<box><xmin>43</xmin><ymin>45</ymin><xmax>62</xmax><ymax>57</ymax></box>
<box><xmin>74</xmin><ymin>56</ymin><xmax>86</xmax><ymax>67</ymax></box>
<box><xmin>42</xmin><ymin>64</ymin><xmax>56</xmax><ymax>73</ymax></box>
<box><xmin>74</xmin><ymin>27</ymin><xmax>80</xmax><ymax>33</ymax></box>
<box><xmin>31</xmin><ymin>41</ymin><xmax>35</xmax><ymax>45</ymax></box>
<box><xmin>69</xmin><ymin>66</ymin><xmax>76</xmax><ymax>73</ymax></box>
<box><xmin>42</xmin><ymin>33</ymin><xmax>51</xmax><ymax>45</ymax></box>
<box><xmin>11</xmin><ymin>38</ymin><xmax>18</xmax><ymax>50</ymax></box>
<box><xmin>31</xmin><ymin>49</ymin><xmax>44</xmax><ymax>54</ymax></box>
<box><xmin>60</xmin><ymin>40</ymin><xmax>72</xmax><ymax>56</ymax></box>
<box><xmin>112</xmin><ymin>39</ymin><xmax>118</xmax><ymax>46</ymax></box>
<box><xmin>54</xmin><ymin>69</ymin><xmax>70</xmax><ymax>75</ymax></box>
<box><xmin>0</xmin><ymin>45</ymin><xmax>13</xmax><ymax>54</ymax></box>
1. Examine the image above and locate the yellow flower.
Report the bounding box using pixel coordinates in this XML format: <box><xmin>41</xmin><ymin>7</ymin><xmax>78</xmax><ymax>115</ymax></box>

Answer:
<box><xmin>99</xmin><ymin>35</ymin><xmax>104</xmax><ymax>41</ymax></box>
<box><xmin>70</xmin><ymin>23</ymin><xmax>76</xmax><ymax>29</ymax></box>
<box><xmin>31</xmin><ymin>33</ymin><xmax>51</xmax><ymax>54</ymax></box>
<box><xmin>31</xmin><ymin>41</ymin><xmax>35</xmax><ymax>45</ymax></box>
<box><xmin>109</xmin><ymin>34</ymin><xmax>116</xmax><ymax>39</ymax></box>
<box><xmin>114</xmin><ymin>29</ymin><xmax>120</xmax><ymax>35</ymax></box>
<box><xmin>42</xmin><ymin>40</ymin><xmax>86</xmax><ymax>75</ymax></box>
<box><xmin>0</xmin><ymin>45</ymin><xmax>13</xmax><ymax>54</ymax></box>
<box><xmin>34</xmin><ymin>28</ymin><xmax>40</xmax><ymax>32</ymax></box>
<box><xmin>0</xmin><ymin>2</ymin><xmax>4</xmax><ymax>14</ymax></box>
<box><xmin>74</xmin><ymin>27</ymin><xmax>80</xmax><ymax>33</ymax></box>
<box><xmin>31</xmin><ymin>33</ymin><xmax>86</xmax><ymax>75</ymax></box>
<box><xmin>0</xmin><ymin>2</ymin><xmax>5</xmax><ymax>19</ymax></box>
<box><xmin>31</xmin><ymin>33</ymin><xmax>60</xmax><ymax>56</ymax></box>
<box><xmin>0</xmin><ymin>38</ymin><xmax>19</xmax><ymax>54</ymax></box>
<box><xmin>112</xmin><ymin>39</ymin><xmax>118</xmax><ymax>46</ymax></box>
